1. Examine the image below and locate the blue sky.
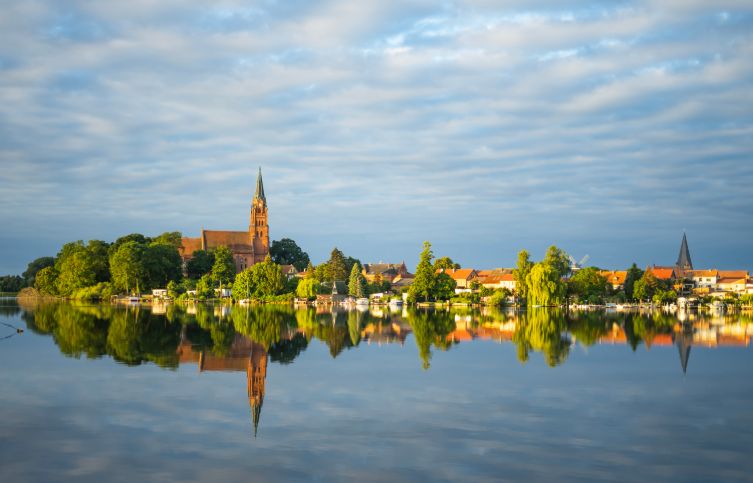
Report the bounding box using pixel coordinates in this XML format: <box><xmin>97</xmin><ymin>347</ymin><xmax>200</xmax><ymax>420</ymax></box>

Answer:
<box><xmin>1</xmin><ymin>0</ymin><xmax>752</xmax><ymax>274</ymax></box>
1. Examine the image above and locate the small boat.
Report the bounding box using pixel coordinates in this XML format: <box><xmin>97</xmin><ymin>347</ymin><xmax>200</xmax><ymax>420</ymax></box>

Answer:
<box><xmin>356</xmin><ymin>298</ymin><xmax>369</xmax><ymax>306</ymax></box>
<box><xmin>389</xmin><ymin>299</ymin><xmax>403</xmax><ymax>307</ymax></box>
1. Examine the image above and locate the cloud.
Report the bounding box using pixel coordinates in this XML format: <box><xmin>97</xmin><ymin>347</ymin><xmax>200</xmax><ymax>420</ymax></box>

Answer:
<box><xmin>0</xmin><ymin>0</ymin><xmax>752</xmax><ymax>273</ymax></box>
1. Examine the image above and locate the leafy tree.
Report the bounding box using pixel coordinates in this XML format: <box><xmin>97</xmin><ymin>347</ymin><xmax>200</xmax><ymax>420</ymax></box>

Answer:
<box><xmin>270</xmin><ymin>238</ymin><xmax>310</xmax><ymax>271</ymax></box>
<box><xmin>327</xmin><ymin>247</ymin><xmax>348</xmax><ymax>282</ymax></box>
<box><xmin>296</xmin><ymin>278</ymin><xmax>318</xmax><ymax>299</ymax></box>
<box><xmin>526</xmin><ymin>262</ymin><xmax>566</xmax><ymax>306</ymax></box>
<box><xmin>86</xmin><ymin>240</ymin><xmax>111</xmax><ymax>283</ymax></box>
<box><xmin>348</xmin><ymin>262</ymin><xmax>367</xmax><ymax>298</ymax></box>
<box><xmin>232</xmin><ymin>269</ymin><xmax>255</xmax><ymax>300</ymax></box>
<box><xmin>568</xmin><ymin>267</ymin><xmax>608</xmax><ymax>303</ymax></box>
<box><xmin>409</xmin><ymin>241</ymin><xmax>436</xmax><ymax>302</ymax></box>
<box><xmin>186</xmin><ymin>250</ymin><xmax>214</xmax><ymax>279</ymax></box>
<box><xmin>434</xmin><ymin>272</ymin><xmax>457</xmax><ymax>300</ymax></box>
<box><xmin>633</xmin><ymin>270</ymin><xmax>661</xmax><ymax>302</ymax></box>
<box><xmin>434</xmin><ymin>257</ymin><xmax>460</xmax><ymax>270</ymax></box>
<box><xmin>109</xmin><ymin>233</ymin><xmax>149</xmax><ymax>256</ymax></box>
<box><xmin>55</xmin><ymin>248</ymin><xmax>98</xmax><ymax>295</ymax></box>
<box><xmin>543</xmin><ymin>245</ymin><xmax>571</xmax><ymax>278</ymax></box>
<box><xmin>166</xmin><ymin>280</ymin><xmax>180</xmax><ymax>299</ymax></box>
<box><xmin>624</xmin><ymin>263</ymin><xmax>644</xmax><ymax>300</ymax></box>
<box><xmin>211</xmin><ymin>245</ymin><xmax>235</xmax><ymax>291</ymax></box>
<box><xmin>109</xmin><ymin>241</ymin><xmax>148</xmax><ymax>294</ymax></box>
<box><xmin>196</xmin><ymin>273</ymin><xmax>214</xmax><ymax>300</ymax></box>
<box><xmin>23</xmin><ymin>257</ymin><xmax>55</xmax><ymax>286</ymax></box>
<box><xmin>0</xmin><ymin>275</ymin><xmax>25</xmax><ymax>292</ymax></box>
<box><xmin>513</xmin><ymin>250</ymin><xmax>533</xmax><ymax>303</ymax></box>
<box><xmin>146</xmin><ymin>243</ymin><xmax>183</xmax><ymax>288</ymax></box>
<box><xmin>249</xmin><ymin>255</ymin><xmax>284</xmax><ymax>297</ymax></box>
<box><xmin>152</xmin><ymin>231</ymin><xmax>183</xmax><ymax>248</ymax></box>
<box><xmin>35</xmin><ymin>266</ymin><xmax>59</xmax><ymax>295</ymax></box>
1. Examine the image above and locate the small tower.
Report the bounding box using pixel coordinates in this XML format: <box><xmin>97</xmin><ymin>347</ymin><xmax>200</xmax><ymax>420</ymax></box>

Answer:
<box><xmin>249</xmin><ymin>167</ymin><xmax>270</xmax><ymax>263</ymax></box>
<box><xmin>676</xmin><ymin>232</ymin><xmax>693</xmax><ymax>272</ymax></box>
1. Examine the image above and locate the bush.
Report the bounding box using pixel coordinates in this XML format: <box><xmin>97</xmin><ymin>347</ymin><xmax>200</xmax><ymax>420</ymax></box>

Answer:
<box><xmin>71</xmin><ymin>282</ymin><xmax>114</xmax><ymax>301</ymax></box>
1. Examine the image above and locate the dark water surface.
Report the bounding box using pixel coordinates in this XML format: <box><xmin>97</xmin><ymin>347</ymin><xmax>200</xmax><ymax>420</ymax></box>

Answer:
<box><xmin>1</xmin><ymin>299</ymin><xmax>752</xmax><ymax>482</ymax></box>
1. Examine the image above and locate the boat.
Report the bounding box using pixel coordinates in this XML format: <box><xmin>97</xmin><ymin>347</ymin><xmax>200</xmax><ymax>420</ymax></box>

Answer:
<box><xmin>356</xmin><ymin>298</ymin><xmax>369</xmax><ymax>306</ymax></box>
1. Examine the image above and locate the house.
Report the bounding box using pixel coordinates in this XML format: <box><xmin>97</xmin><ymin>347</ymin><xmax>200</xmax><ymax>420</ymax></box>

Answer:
<box><xmin>717</xmin><ymin>277</ymin><xmax>747</xmax><ymax>294</ymax></box>
<box><xmin>436</xmin><ymin>268</ymin><xmax>478</xmax><ymax>289</ymax></box>
<box><xmin>316</xmin><ymin>281</ymin><xmax>348</xmax><ymax>305</ymax></box>
<box><xmin>152</xmin><ymin>288</ymin><xmax>168</xmax><ymax>299</ymax></box>
<box><xmin>599</xmin><ymin>270</ymin><xmax>627</xmax><ymax>290</ymax></box>
<box><xmin>689</xmin><ymin>269</ymin><xmax>719</xmax><ymax>288</ymax></box>
<box><xmin>479</xmin><ymin>273</ymin><xmax>517</xmax><ymax>291</ymax></box>
<box><xmin>214</xmin><ymin>288</ymin><xmax>232</xmax><ymax>298</ymax></box>
<box><xmin>646</xmin><ymin>265</ymin><xmax>676</xmax><ymax>281</ymax></box>
<box><xmin>280</xmin><ymin>264</ymin><xmax>299</xmax><ymax>280</ymax></box>
<box><xmin>391</xmin><ymin>273</ymin><xmax>415</xmax><ymax>290</ymax></box>
<box><xmin>362</xmin><ymin>262</ymin><xmax>410</xmax><ymax>283</ymax></box>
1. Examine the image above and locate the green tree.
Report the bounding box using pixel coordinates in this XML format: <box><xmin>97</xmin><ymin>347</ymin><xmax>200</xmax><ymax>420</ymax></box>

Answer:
<box><xmin>211</xmin><ymin>245</ymin><xmax>235</xmax><ymax>291</ymax></box>
<box><xmin>109</xmin><ymin>241</ymin><xmax>148</xmax><ymax>294</ymax></box>
<box><xmin>146</xmin><ymin>243</ymin><xmax>183</xmax><ymax>288</ymax></box>
<box><xmin>624</xmin><ymin>263</ymin><xmax>644</xmax><ymax>300</ymax></box>
<box><xmin>152</xmin><ymin>231</ymin><xmax>183</xmax><ymax>248</ymax></box>
<box><xmin>55</xmin><ymin>248</ymin><xmax>98</xmax><ymax>295</ymax></box>
<box><xmin>513</xmin><ymin>250</ymin><xmax>533</xmax><ymax>303</ymax></box>
<box><xmin>166</xmin><ymin>280</ymin><xmax>180</xmax><ymax>299</ymax></box>
<box><xmin>232</xmin><ymin>269</ymin><xmax>255</xmax><ymax>300</ymax></box>
<box><xmin>196</xmin><ymin>273</ymin><xmax>214</xmax><ymax>300</ymax></box>
<box><xmin>433</xmin><ymin>257</ymin><xmax>460</xmax><ymax>270</ymax></box>
<box><xmin>543</xmin><ymin>245</ymin><xmax>571</xmax><ymax>278</ymax></box>
<box><xmin>269</xmin><ymin>238</ymin><xmax>311</xmax><ymax>271</ymax></box>
<box><xmin>296</xmin><ymin>278</ymin><xmax>318</xmax><ymax>299</ymax></box>
<box><xmin>0</xmin><ymin>275</ymin><xmax>25</xmax><ymax>292</ymax></box>
<box><xmin>348</xmin><ymin>262</ymin><xmax>367</xmax><ymax>298</ymax></box>
<box><xmin>568</xmin><ymin>267</ymin><xmax>608</xmax><ymax>303</ymax></box>
<box><xmin>434</xmin><ymin>272</ymin><xmax>457</xmax><ymax>300</ymax></box>
<box><xmin>526</xmin><ymin>262</ymin><xmax>566</xmax><ymax>306</ymax></box>
<box><xmin>633</xmin><ymin>270</ymin><xmax>660</xmax><ymax>302</ymax></box>
<box><xmin>35</xmin><ymin>266</ymin><xmax>59</xmax><ymax>295</ymax></box>
<box><xmin>249</xmin><ymin>255</ymin><xmax>284</xmax><ymax>297</ymax></box>
<box><xmin>86</xmin><ymin>240</ymin><xmax>111</xmax><ymax>283</ymax></box>
<box><xmin>327</xmin><ymin>247</ymin><xmax>348</xmax><ymax>282</ymax></box>
<box><xmin>186</xmin><ymin>250</ymin><xmax>214</xmax><ymax>279</ymax></box>
<box><xmin>23</xmin><ymin>257</ymin><xmax>55</xmax><ymax>287</ymax></box>
<box><xmin>408</xmin><ymin>241</ymin><xmax>436</xmax><ymax>302</ymax></box>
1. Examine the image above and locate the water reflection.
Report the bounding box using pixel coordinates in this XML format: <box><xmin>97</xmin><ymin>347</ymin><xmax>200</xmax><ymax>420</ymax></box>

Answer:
<box><xmin>10</xmin><ymin>300</ymin><xmax>753</xmax><ymax>437</ymax></box>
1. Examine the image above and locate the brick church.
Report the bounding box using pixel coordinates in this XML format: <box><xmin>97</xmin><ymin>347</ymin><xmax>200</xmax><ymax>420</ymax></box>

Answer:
<box><xmin>179</xmin><ymin>168</ymin><xmax>270</xmax><ymax>272</ymax></box>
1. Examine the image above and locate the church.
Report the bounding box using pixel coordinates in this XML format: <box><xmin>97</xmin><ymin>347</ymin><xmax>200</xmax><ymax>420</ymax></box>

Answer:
<box><xmin>179</xmin><ymin>168</ymin><xmax>270</xmax><ymax>273</ymax></box>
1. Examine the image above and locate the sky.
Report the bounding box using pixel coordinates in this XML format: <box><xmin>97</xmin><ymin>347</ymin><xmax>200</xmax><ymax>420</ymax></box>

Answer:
<box><xmin>0</xmin><ymin>0</ymin><xmax>752</xmax><ymax>274</ymax></box>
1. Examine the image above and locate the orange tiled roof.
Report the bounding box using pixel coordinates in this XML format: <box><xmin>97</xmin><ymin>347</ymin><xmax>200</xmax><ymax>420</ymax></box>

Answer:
<box><xmin>689</xmin><ymin>269</ymin><xmax>718</xmax><ymax>278</ymax></box>
<box><xmin>179</xmin><ymin>237</ymin><xmax>203</xmax><ymax>257</ymax></box>
<box><xmin>648</xmin><ymin>266</ymin><xmax>675</xmax><ymax>280</ymax></box>
<box><xmin>718</xmin><ymin>270</ymin><xmax>748</xmax><ymax>279</ymax></box>
<box><xmin>599</xmin><ymin>270</ymin><xmax>627</xmax><ymax>285</ymax></box>
<box><xmin>436</xmin><ymin>268</ymin><xmax>477</xmax><ymax>280</ymax></box>
<box><xmin>203</xmin><ymin>230</ymin><xmax>252</xmax><ymax>250</ymax></box>
<box><xmin>718</xmin><ymin>277</ymin><xmax>746</xmax><ymax>285</ymax></box>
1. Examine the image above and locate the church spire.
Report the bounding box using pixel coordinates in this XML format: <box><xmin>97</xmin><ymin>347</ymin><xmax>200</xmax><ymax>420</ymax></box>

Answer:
<box><xmin>676</xmin><ymin>232</ymin><xmax>693</xmax><ymax>271</ymax></box>
<box><xmin>254</xmin><ymin>167</ymin><xmax>266</xmax><ymax>204</ymax></box>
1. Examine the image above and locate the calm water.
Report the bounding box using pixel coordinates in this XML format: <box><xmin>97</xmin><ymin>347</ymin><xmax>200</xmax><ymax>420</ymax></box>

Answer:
<box><xmin>1</xmin><ymin>299</ymin><xmax>752</xmax><ymax>482</ymax></box>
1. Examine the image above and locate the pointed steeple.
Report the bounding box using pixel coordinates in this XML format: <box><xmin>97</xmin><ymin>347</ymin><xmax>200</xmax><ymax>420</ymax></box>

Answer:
<box><xmin>676</xmin><ymin>232</ymin><xmax>693</xmax><ymax>271</ymax></box>
<box><xmin>254</xmin><ymin>167</ymin><xmax>266</xmax><ymax>204</ymax></box>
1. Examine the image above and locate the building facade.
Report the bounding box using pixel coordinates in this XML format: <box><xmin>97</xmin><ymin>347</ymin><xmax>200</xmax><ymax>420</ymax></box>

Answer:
<box><xmin>179</xmin><ymin>168</ymin><xmax>270</xmax><ymax>273</ymax></box>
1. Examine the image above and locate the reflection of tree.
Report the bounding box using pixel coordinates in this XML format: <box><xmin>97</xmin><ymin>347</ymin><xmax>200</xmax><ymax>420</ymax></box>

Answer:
<box><xmin>406</xmin><ymin>309</ymin><xmax>456</xmax><ymax>370</ymax></box>
<box><xmin>347</xmin><ymin>310</ymin><xmax>363</xmax><ymax>346</ymax></box>
<box><xmin>294</xmin><ymin>309</ymin><xmax>353</xmax><ymax>358</ymax></box>
<box><xmin>106</xmin><ymin>307</ymin><xmax>181</xmax><ymax>368</ymax></box>
<box><xmin>513</xmin><ymin>309</ymin><xmax>570</xmax><ymax>367</ymax></box>
<box><xmin>567</xmin><ymin>311</ymin><xmax>613</xmax><ymax>347</ymax></box>
<box><xmin>269</xmin><ymin>333</ymin><xmax>308</xmax><ymax>364</ymax></box>
<box><xmin>231</xmin><ymin>305</ymin><xmax>296</xmax><ymax>350</ymax></box>
<box><xmin>623</xmin><ymin>312</ymin><xmax>674</xmax><ymax>350</ymax></box>
<box><xmin>53</xmin><ymin>308</ymin><xmax>109</xmax><ymax>359</ymax></box>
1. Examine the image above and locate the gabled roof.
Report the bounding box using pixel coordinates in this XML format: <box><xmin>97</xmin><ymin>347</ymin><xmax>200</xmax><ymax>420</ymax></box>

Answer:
<box><xmin>202</xmin><ymin>230</ymin><xmax>252</xmax><ymax>251</ymax></box>
<box><xmin>480</xmin><ymin>274</ymin><xmax>515</xmax><ymax>284</ymax></box>
<box><xmin>436</xmin><ymin>268</ymin><xmax>477</xmax><ymax>280</ymax></box>
<box><xmin>281</xmin><ymin>265</ymin><xmax>297</xmax><ymax>275</ymax></box>
<box><xmin>717</xmin><ymin>277</ymin><xmax>746</xmax><ymax>285</ymax></box>
<box><xmin>599</xmin><ymin>270</ymin><xmax>627</xmax><ymax>285</ymax></box>
<box><xmin>363</xmin><ymin>263</ymin><xmax>405</xmax><ymax>274</ymax></box>
<box><xmin>718</xmin><ymin>270</ymin><xmax>748</xmax><ymax>279</ymax></box>
<box><xmin>689</xmin><ymin>269</ymin><xmax>718</xmax><ymax>278</ymax></box>
<box><xmin>647</xmin><ymin>266</ymin><xmax>675</xmax><ymax>280</ymax></box>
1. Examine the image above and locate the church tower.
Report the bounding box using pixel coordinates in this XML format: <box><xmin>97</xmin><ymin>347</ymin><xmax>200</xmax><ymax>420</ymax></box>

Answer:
<box><xmin>676</xmin><ymin>232</ymin><xmax>693</xmax><ymax>272</ymax></box>
<box><xmin>249</xmin><ymin>167</ymin><xmax>270</xmax><ymax>263</ymax></box>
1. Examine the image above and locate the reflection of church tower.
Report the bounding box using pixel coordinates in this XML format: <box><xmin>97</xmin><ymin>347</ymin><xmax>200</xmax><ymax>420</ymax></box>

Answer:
<box><xmin>674</xmin><ymin>330</ymin><xmax>692</xmax><ymax>374</ymax></box>
<box><xmin>247</xmin><ymin>342</ymin><xmax>268</xmax><ymax>437</ymax></box>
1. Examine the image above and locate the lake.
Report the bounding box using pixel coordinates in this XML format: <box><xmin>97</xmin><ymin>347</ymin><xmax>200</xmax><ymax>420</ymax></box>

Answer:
<box><xmin>1</xmin><ymin>299</ymin><xmax>752</xmax><ymax>482</ymax></box>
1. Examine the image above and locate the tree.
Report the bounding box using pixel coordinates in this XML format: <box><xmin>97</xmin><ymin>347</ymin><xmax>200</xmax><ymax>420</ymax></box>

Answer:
<box><xmin>409</xmin><ymin>241</ymin><xmax>435</xmax><ymax>302</ymax></box>
<box><xmin>543</xmin><ymin>245</ymin><xmax>571</xmax><ymax>278</ymax></box>
<box><xmin>211</xmin><ymin>245</ymin><xmax>235</xmax><ymax>291</ymax></box>
<box><xmin>633</xmin><ymin>270</ymin><xmax>664</xmax><ymax>302</ymax></box>
<box><xmin>152</xmin><ymin>231</ymin><xmax>183</xmax><ymax>248</ymax></box>
<box><xmin>186</xmin><ymin>250</ymin><xmax>214</xmax><ymax>279</ymax></box>
<box><xmin>55</xmin><ymin>247</ymin><xmax>98</xmax><ymax>295</ymax></box>
<box><xmin>232</xmin><ymin>269</ymin><xmax>255</xmax><ymax>301</ymax></box>
<box><xmin>327</xmin><ymin>248</ymin><xmax>348</xmax><ymax>282</ymax></box>
<box><xmin>0</xmin><ymin>275</ymin><xmax>25</xmax><ymax>293</ymax></box>
<box><xmin>23</xmin><ymin>257</ymin><xmax>55</xmax><ymax>287</ymax></box>
<box><xmin>196</xmin><ymin>273</ymin><xmax>214</xmax><ymax>300</ymax></box>
<box><xmin>568</xmin><ymin>267</ymin><xmax>609</xmax><ymax>303</ymax></box>
<box><xmin>624</xmin><ymin>263</ymin><xmax>644</xmax><ymax>300</ymax></box>
<box><xmin>145</xmin><ymin>243</ymin><xmax>183</xmax><ymax>288</ymax></box>
<box><xmin>109</xmin><ymin>241</ymin><xmax>148</xmax><ymax>294</ymax></box>
<box><xmin>109</xmin><ymin>233</ymin><xmax>149</xmax><ymax>257</ymax></box>
<box><xmin>269</xmin><ymin>238</ymin><xmax>310</xmax><ymax>271</ymax></box>
<box><xmin>249</xmin><ymin>255</ymin><xmax>284</xmax><ymax>297</ymax></box>
<box><xmin>296</xmin><ymin>278</ymin><xmax>318</xmax><ymax>299</ymax></box>
<box><xmin>526</xmin><ymin>262</ymin><xmax>566</xmax><ymax>306</ymax></box>
<box><xmin>86</xmin><ymin>240</ymin><xmax>111</xmax><ymax>283</ymax></box>
<box><xmin>348</xmin><ymin>262</ymin><xmax>367</xmax><ymax>298</ymax></box>
<box><xmin>166</xmin><ymin>280</ymin><xmax>180</xmax><ymax>299</ymax></box>
<box><xmin>513</xmin><ymin>250</ymin><xmax>533</xmax><ymax>303</ymax></box>
<box><xmin>434</xmin><ymin>272</ymin><xmax>457</xmax><ymax>300</ymax></box>
<box><xmin>434</xmin><ymin>257</ymin><xmax>460</xmax><ymax>270</ymax></box>
<box><xmin>35</xmin><ymin>266</ymin><xmax>59</xmax><ymax>295</ymax></box>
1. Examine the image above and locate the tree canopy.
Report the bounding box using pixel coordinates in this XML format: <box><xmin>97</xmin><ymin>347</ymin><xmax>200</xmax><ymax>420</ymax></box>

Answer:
<box><xmin>270</xmin><ymin>238</ymin><xmax>310</xmax><ymax>271</ymax></box>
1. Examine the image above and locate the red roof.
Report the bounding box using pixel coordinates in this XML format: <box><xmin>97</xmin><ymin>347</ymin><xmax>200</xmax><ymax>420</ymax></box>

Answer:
<box><xmin>436</xmin><ymin>268</ymin><xmax>477</xmax><ymax>280</ymax></box>
<box><xmin>648</xmin><ymin>266</ymin><xmax>675</xmax><ymax>280</ymax></box>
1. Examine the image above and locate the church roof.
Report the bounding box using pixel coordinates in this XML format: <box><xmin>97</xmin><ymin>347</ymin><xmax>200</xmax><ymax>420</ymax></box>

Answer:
<box><xmin>202</xmin><ymin>230</ymin><xmax>252</xmax><ymax>250</ymax></box>
<box><xmin>676</xmin><ymin>233</ymin><xmax>693</xmax><ymax>270</ymax></box>
<box><xmin>255</xmin><ymin>167</ymin><xmax>266</xmax><ymax>203</ymax></box>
